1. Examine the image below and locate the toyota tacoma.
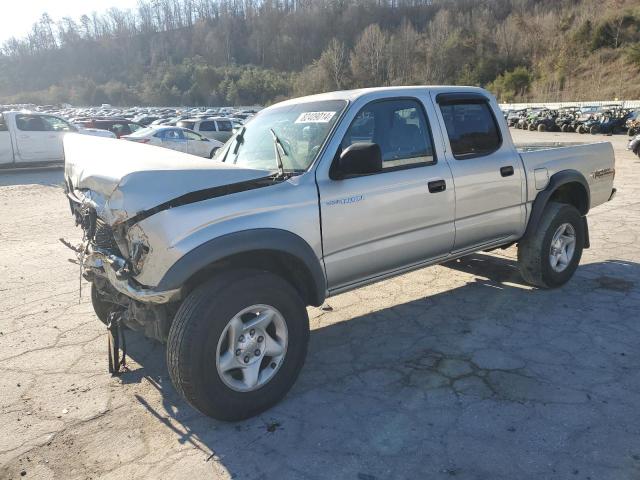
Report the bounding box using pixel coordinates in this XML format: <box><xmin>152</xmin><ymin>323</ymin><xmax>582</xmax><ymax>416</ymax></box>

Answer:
<box><xmin>63</xmin><ymin>87</ymin><xmax>616</xmax><ymax>421</ymax></box>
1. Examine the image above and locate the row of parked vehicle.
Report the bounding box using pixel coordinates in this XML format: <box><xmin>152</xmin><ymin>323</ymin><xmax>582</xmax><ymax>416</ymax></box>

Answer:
<box><xmin>504</xmin><ymin>105</ymin><xmax>640</xmax><ymax>136</ymax></box>
<box><xmin>0</xmin><ymin>104</ymin><xmax>261</xmax><ymax>167</ymax></box>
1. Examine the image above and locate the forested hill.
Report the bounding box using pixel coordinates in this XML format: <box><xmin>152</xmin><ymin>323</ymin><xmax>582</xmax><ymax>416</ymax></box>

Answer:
<box><xmin>1</xmin><ymin>0</ymin><xmax>640</xmax><ymax>106</ymax></box>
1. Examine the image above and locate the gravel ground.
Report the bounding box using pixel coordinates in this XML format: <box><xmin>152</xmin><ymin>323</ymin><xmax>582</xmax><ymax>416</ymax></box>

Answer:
<box><xmin>1</xmin><ymin>129</ymin><xmax>639</xmax><ymax>480</ymax></box>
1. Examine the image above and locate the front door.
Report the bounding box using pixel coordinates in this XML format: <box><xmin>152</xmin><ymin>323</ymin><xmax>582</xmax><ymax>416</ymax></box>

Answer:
<box><xmin>14</xmin><ymin>114</ymin><xmax>66</xmax><ymax>163</ymax></box>
<box><xmin>317</xmin><ymin>97</ymin><xmax>456</xmax><ymax>290</ymax></box>
<box><xmin>433</xmin><ymin>93</ymin><xmax>525</xmax><ymax>251</ymax></box>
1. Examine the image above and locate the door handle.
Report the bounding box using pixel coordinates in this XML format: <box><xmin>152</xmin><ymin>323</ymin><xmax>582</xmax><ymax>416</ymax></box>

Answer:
<box><xmin>428</xmin><ymin>179</ymin><xmax>446</xmax><ymax>193</ymax></box>
<box><xmin>500</xmin><ymin>166</ymin><xmax>514</xmax><ymax>177</ymax></box>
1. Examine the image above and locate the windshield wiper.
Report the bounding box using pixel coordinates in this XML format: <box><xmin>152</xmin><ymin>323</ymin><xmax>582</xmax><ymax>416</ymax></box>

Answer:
<box><xmin>269</xmin><ymin>128</ymin><xmax>286</xmax><ymax>178</ymax></box>
<box><xmin>232</xmin><ymin>126</ymin><xmax>246</xmax><ymax>154</ymax></box>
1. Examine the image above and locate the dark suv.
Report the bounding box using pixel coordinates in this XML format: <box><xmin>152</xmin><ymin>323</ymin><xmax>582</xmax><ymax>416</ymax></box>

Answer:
<box><xmin>75</xmin><ymin>118</ymin><xmax>143</xmax><ymax>139</ymax></box>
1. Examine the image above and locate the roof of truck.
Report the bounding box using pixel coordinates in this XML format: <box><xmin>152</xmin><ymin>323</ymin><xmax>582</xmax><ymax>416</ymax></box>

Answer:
<box><xmin>270</xmin><ymin>86</ymin><xmax>491</xmax><ymax>109</ymax></box>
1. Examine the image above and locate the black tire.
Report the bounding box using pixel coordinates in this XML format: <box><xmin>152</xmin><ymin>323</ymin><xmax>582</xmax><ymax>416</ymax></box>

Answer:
<box><xmin>560</xmin><ymin>124</ymin><xmax>568</xmax><ymax>133</ymax></box>
<box><xmin>166</xmin><ymin>269</ymin><xmax>310</xmax><ymax>421</ymax></box>
<box><xmin>590</xmin><ymin>125</ymin><xmax>600</xmax><ymax>135</ymax></box>
<box><xmin>537</xmin><ymin>124</ymin><xmax>547</xmax><ymax>132</ymax></box>
<box><xmin>576</xmin><ymin>125</ymin><xmax>584</xmax><ymax>134</ymax></box>
<box><xmin>628</xmin><ymin>128</ymin><xmax>637</xmax><ymax>137</ymax></box>
<box><xmin>528</xmin><ymin>123</ymin><xmax>537</xmax><ymax>131</ymax></box>
<box><xmin>91</xmin><ymin>282</ymin><xmax>116</xmax><ymax>325</ymax></box>
<box><xmin>517</xmin><ymin>202</ymin><xmax>585</xmax><ymax>289</ymax></box>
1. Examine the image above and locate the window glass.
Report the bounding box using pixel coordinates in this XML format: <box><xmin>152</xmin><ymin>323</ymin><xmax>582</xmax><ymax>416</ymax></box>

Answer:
<box><xmin>200</xmin><ymin>121</ymin><xmax>216</xmax><ymax>132</ymax></box>
<box><xmin>439</xmin><ymin>102</ymin><xmax>501</xmax><ymax>159</ymax></box>
<box><xmin>0</xmin><ymin>114</ymin><xmax>7</xmax><ymax>132</ymax></box>
<box><xmin>177</xmin><ymin>121</ymin><xmax>196</xmax><ymax>130</ymax></box>
<box><xmin>216</xmin><ymin>120</ymin><xmax>233</xmax><ymax>132</ymax></box>
<box><xmin>42</xmin><ymin>116</ymin><xmax>74</xmax><ymax>131</ymax></box>
<box><xmin>183</xmin><ymin>130</ymin><xmax>203</xmax><ymax>141</ymax></box>
<box><xmin>16</xmin><ymin>115</ymin><xmax>47</xmax><ymax>131</ymax></box>
<box><xmin>128</xmin><ymin>123</ymin><xmax>142</xmax><ymax>133</ymax></box>
<box><xmin>223</xmin><ymin>100</ymin><xmax>346</xmax><ymax>172</ymax></box>
<box><xmin>342</xmin><ymin>99</ymin><xmax>435</xmax><ymax>169</ymax></box>
<box><xmin>108</xmin><ymin>123</ymin><xmax>128</xmax><ymax>136</ymax></box>
<box><xmin>157</xmin><ymin>129</ymin><xmax>183</xmax><ymax>140</ymax></box>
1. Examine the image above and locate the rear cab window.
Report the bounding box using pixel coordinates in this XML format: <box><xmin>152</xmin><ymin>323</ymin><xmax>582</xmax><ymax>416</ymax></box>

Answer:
<box><xmin>437</xmin><ymin>96</ymin><xmax>502</xmax><ymax>159</ymax></box>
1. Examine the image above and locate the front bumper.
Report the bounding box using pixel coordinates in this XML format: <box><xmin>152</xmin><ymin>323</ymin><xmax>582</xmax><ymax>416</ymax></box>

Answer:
<box><xmin>85</xmin><ymin>247</ymin><xmax>182</xmax><ymax>304</ymax></box>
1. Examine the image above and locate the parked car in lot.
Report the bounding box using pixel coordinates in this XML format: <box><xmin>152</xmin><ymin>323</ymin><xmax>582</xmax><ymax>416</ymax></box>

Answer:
<box><xmin>122</xmin><ymin>126</ymin><xmax>223</xmax><ymax>158</ymax></box>
<box><xmin>1</xmin><ymin>111</ymin><xmax>114</xmax><ymax>168</ymax></box>
<box><xmin>176</xmin><ymin>117</ymin><xmax>234</xmax><ymax>143</ymax></box>
<box><xmin>74</xmin><ymin>118</ymin><xmax>144</xmax><ymax>139</ymax></box>
<box><xmin>64</xmin><ymin>86</ymin><xmax>616</xmax><ymax>421</ymax></box>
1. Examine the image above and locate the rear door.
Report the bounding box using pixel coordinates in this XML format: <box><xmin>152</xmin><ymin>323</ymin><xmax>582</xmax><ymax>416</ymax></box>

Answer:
<box><xmin>433</xmin><ymin>92</ymin><xmax>525</xmax><ymax>251</ymax></box>
<box><xmin>317</xmin><ymin>97</ymin><xmax>456</xmax><ymax>290</ymax></box>
<box><xmin>184</xmin><ymin>130</ymin><xmax>210</xmax><ymax>157</ymax></box>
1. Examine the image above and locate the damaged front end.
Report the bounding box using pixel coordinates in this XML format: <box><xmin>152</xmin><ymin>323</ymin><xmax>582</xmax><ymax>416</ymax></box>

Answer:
<box><xmin>65</xmin><ymin>187</ymin><xmax>180</xmax><ymax>343</ymax></box>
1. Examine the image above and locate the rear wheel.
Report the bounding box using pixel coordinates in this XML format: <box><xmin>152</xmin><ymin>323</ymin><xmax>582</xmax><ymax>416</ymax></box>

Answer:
<box><xmin>560</xmin><ymin>124</ymin><xmax>568</xmax><ymax>133</ymax></box>
<box><xmin>590</xmin><ymin>124</ymin><xmax>600</xmax><ymax>134</ymax></box>
<box><xmin>537</xmin><ymin>124</ymin><xmax>547</xmax><ymax>132</ymax></box>
<box><xmin>518</xmin><ymin>202</ymin><xmax>584</xmax><ymax>289</ymax></box>
<box><xmin>167</xmin><ymin>270</ymin><xmax>310</xmax><ymax>421</ymax></box>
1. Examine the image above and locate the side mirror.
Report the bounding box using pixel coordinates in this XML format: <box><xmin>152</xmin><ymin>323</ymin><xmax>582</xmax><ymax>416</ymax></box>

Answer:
<box><xmin>336</xmin><ymin>142</ymin><xmax>382</xmax><ymax>178</ymax></box>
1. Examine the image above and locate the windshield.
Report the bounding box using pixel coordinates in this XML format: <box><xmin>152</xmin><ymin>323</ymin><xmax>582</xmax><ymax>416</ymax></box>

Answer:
<box><xmin>221</xmin><ymin>100</ymin><xmax>347</xmax><ymax>172</ymax></box>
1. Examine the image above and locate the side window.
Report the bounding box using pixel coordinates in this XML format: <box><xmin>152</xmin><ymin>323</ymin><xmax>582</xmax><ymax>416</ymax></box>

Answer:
<box><xmin>157</xmin><ymin>129</ymin><xmax>183</xmax><ymax>140</ymax></box>
<box><xmin>42</xmin><ymin>116</ymin><xmax>74</xmax><ymax>132</ymax></box>
<box><xmin>109</xmin><ymin>123</ymin><xmax>127</xmax><ymax>135</ymax></box>
<box><xmin>439</xmin><ymin>102</ymin><xmax>502</xmax><ymax>159</ymax></box>
<box><xmin>216</xmin><ymin>120</ymin><xmax>233</xmax><ymax>132</ymax></box>
<box><xmin>341</xmin><ymin>98</ymin><xmax>435</xmax><ymax>170</ymax></box>
<box><xmin>200</xmin><ymin>121</ymin><xmax>216</xmax><ymax>132</ymax></box>
<box><xmin>16</xmin><ymin>115</ymin><xmax>47</xmax><ymax>132</ymax></box>
<box><xmin>183</xmin><ymin>130</ymin><xmax>203</xmax><ymax>141</ymax></box>
<box><xmin>128</xmin><ymin>123</ymin><xmax>142</xmax><ymax>133</ymax></box>
<box><xmin>0</xmin><ymin>114</ymin><xmax>7</xmax><ymax>132</ymax></box>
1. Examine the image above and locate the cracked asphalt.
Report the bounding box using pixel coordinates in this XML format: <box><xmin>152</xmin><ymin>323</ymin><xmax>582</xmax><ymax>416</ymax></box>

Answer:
<box><xmin>1</xmin><ymin>129</ymin><xmax>639</xmax><ymax>480</ymax></box>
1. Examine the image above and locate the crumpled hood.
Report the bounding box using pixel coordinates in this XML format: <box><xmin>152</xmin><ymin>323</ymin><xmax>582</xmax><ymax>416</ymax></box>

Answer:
<box><xmin>64</xmin><ymin>133</ymin><xmax>272</xmax><ymax>225</ymax></box>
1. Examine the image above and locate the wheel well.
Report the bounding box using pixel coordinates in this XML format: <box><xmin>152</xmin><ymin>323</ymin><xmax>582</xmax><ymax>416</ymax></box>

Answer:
<box><xmin>184</xmin><ymin>250</ymin><xmax>322</xmax><ymax>307</ymax></box>
<box><xmin>549</xmin><ymin>182</ymin><xmax>589</xmax><ymax>215</ymax></box>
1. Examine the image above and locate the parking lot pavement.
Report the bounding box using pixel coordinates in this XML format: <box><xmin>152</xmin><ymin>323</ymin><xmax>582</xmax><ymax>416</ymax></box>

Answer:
<box><xmin>1</xmin><ymin>130</ymin><xmax>639</xmax><ymax>480</ymax></box>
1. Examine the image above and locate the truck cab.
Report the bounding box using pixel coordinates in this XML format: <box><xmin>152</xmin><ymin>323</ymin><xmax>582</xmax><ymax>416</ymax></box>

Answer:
<box><xmin>63</xmin><ymin>86</ymin><xmax>616</xmax><ymax>421</ymax></box>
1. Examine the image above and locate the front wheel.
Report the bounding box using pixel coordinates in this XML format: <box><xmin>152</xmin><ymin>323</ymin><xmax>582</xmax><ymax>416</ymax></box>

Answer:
<box><xmin>91</xmin><ymin>283</ymin><xmax>117</xmax><ymax>325</ymax></box>
<box><xmin>517</xmin><ymin>202</ymin><xmax>585</xmax><ymax>288</ymax></box>
<box><xmin>167</xmin><ymin>270</ymin><xmax>310</xmax><ymax>421</ymax></box>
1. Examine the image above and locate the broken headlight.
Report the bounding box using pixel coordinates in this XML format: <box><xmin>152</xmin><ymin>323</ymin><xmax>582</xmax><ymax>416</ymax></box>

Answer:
<box><xmin>126</xmin><ymin>224</ymin><xmax>150</xmax><ymax>275</ymax></box>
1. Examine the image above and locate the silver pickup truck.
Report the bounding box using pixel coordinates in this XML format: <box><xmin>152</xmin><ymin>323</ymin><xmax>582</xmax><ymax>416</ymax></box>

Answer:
<box><xmin>63</xmin><ymin>86</ymin><xmax>616</xmax><ymax>421</ymax></box>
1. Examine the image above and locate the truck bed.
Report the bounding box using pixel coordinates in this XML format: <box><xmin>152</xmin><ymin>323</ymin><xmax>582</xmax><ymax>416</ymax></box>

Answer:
<box><xmin>517</xmin><ymin>141</ymin><xmax>615</xmax><ymax>210</ymax></box>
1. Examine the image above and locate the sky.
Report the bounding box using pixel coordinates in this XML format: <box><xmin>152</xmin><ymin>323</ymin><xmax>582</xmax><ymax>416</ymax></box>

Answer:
<box><xmin>0</xmin><ymin>0</ymin><xmax>139</xmax><ymax>44</ymax></box>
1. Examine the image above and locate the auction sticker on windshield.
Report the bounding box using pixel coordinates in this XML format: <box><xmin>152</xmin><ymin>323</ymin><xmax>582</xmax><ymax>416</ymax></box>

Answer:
<box><xmin>295</xmin><ymin>111</ymin><xmax>336</xmax><ymax>123</ymax></box>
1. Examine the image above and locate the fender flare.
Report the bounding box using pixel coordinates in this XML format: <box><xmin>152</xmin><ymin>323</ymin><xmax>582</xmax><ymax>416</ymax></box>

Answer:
<box><xmin>156</xmin><ymin>228</ymin><xmax>327</xmax><ymax>305</ymax></box>
<box><xmin>523</xmin><ymin>169</ymin><xmax>591</xmax><ymax>245</ymax></box>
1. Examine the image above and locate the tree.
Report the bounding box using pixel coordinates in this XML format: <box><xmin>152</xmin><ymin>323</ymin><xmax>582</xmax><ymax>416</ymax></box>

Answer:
<box><xmin>350</xmin><ymin>24</ymin><xmax>389</xmax><ymax>87</ymax></box>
